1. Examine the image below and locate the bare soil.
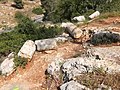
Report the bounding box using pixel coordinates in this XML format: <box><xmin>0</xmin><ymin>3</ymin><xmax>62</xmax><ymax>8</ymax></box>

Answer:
<box><xmin>0</xmin><ymin>0</ymin><xmax>40</xmax><ymax>29</ymax></box>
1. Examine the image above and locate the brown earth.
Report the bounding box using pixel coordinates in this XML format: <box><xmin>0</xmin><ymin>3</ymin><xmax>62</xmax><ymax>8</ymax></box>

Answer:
<box><xmin>0</xmin><ymin>42</ymin><xmax>83</xmax><ymax>90</ymax></box>
<box><xmin>0</xmin><ymin>0</ymin><xmax>41</xmax><ymax>29</ymax></box>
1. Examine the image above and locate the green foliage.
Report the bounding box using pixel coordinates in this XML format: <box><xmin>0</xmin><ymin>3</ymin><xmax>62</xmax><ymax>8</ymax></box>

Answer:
<box><xmin>0</xmin><ymin>31</ymin><xmax>28</xmax><ymax>57</ymax></box>
<box><xmin>15</xmin><ymin>11</ymin><xmax>24</xmax><ymax>20</ymax></box>
<box><xmin>14</xmin><ymin>56</ymin><xmax>28</xmax><ymax>68</ymax></box>
<box><xmin>90</xmin><ymin>32</ymin><xmax>120</xmax><ymax>45</ymax></box>
<box><xmin>41</xmin><ymin>0</ymin><xmax>120</xmax><ymax>22</ymax></box>
<box><xmin>0</xmin><ymin>12</ymin><xmax>63</xmax><ymax>58</ymax></box>
<box><xmin>32</xmin><ymin>7</ymin><xmax>44</xmax><ymax>15</ymax></box>
<box><xmin>15</xmin><ymin>15</ymin><xmax>36</xmax><ymax>35</ymax></box>
<box><xmin>14</xmin><ymin>0</ymin><xmax>24</xmax><ymax>9</ymax></box>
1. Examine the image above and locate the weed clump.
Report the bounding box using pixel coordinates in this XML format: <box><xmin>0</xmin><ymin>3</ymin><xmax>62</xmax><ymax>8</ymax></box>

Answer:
<box><xmin>14</xmin><ymin>56</ymin><xmax>28</xmax><ymax>69</ymax></box>
<box><xmin>32</xmin><ymin>7</ymin><xmax>44</xmax><ymax>15</ymax></box>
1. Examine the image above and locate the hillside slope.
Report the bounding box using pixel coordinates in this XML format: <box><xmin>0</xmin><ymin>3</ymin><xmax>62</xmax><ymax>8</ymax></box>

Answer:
<box><xmin>0</xmin><ymin>17</ymin><xmax>120</xmax><ymax>90</ymax></box>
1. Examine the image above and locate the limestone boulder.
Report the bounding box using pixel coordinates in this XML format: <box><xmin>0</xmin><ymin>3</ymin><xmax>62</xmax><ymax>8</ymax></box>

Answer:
<box><xmin>0</xmin><ymin>52</ymin><xmax>15</xmax><ymax>75</ymax></box>
<box><xmin>35</xmin><ymin>39</ymin><xmax>57</xmax><ymax>51</ymax></box>
<box><xmin>18</xmin><ymin>40</ymin><xmax>36</xmax><ymax>59</ymax></box>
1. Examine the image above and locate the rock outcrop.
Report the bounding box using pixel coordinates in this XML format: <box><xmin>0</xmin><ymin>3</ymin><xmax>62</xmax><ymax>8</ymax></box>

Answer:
<box><xmin>60</xmin><ymin>80</ymin><xmax>90</xmax><ymax>90</ymax></box>
<box><xmin>62</xmin><ymin>56</ymin><xmax>120</xmax><ymax>81</ymax></box>
<box><xmin>18</xmin><ymin>40</ymin><xmax>36</xmax><ymax>59</ymax></box>
<box><xmin>47</xmin><ymin>58</ymin><xmax>63</xmax><ymax>75</ymax></box>
<box><xmin>88</xmin><ymin>46</ymin><xmax>120</xmax><ymax>63</ymax></box>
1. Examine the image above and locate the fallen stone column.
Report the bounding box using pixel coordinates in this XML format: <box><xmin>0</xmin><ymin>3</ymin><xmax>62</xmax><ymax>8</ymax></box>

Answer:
<box><xmin>61</xmin><ymin>22</ymin><xmax>82</xmax><ymax>38</ymax></box>
<box><xmin>35</xmin><ymin>38</ymin><xmax>57</xmax><ymax>51</ymax></box>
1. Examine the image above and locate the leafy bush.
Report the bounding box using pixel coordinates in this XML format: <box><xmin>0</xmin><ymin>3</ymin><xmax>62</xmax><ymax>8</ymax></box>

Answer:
<box><xmin>15</xmin><ymin>15</ymin><xmax>36</xmax><ymax>35</ymax></box>
<box><xmin>41</xmin><ymin>0</ymin><xmax>120</xmax><ymax>22</ymax></box>
<box><xmin>0</xmin><ymin>12</ymin><xmax>63</xmax><ymax>59</ymax></box>
<box><xmin>14</xmin><ymin>56</ymin><xmax>28</xmax><ymax>69</ymax></box>
<box><xmin>14</xmin><ymin>0</ymin><xmax>24</xmax><ymax>9</ymax></box>
<box><xmin>32</xmin><ymin>7</ymin><xmax>44</xmax><ymax>15</ymax></box>
<box><xmin>90</xmin><ymin>32</ymin><xmax>120</xmax><ymax>45</ymax></box>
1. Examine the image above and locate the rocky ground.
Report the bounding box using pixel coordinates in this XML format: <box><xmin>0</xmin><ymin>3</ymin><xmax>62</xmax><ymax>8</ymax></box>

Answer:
<box><xmin>0</xmin><ymin>42</ymin><xmax>83</xmax><ymax>90</ymax></box>
<box><xmin>0</xmin><ymin>1</ymin><xmax>120</xmax><ymax>90</ymax></box>
<box><xmin>0</xmin><ymin>17</ymin><xmax>120</xmax><ymax>90</ymax></box>
<box><xmin>0</xmin><ymin>0</ymin><xmax>41</xmax><ymax>30</ymax></box>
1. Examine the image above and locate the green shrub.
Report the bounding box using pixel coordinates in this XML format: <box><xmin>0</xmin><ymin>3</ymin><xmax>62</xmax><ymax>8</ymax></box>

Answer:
<box><xmin>15</xmin><ymin>11</ymin><xmax>24</xmax><ymax>20</ymax></box>
<box><xmin>14</xmin><ymin>0</ymin><xmax>24</xmax><ymax>9</ymax></box>
<box><xmin>41</xmin><ymin>0</ymin><xmax>120</xmax><ymax>22</ymax></box>
<box><xmin>0</xmin><ymin>13</ymin><xmax>63</xmax><ymax>60</ymax></box>
<box><xmin>15</xmin><ymin>17</ymin><xmax>36</xmax><ymax>35</ymax></box>
<box><xmin>14</xmin><ymin>56</ymin><xmax>28</xmax><ymax>69</ymax></box>
<box><xmin>90</xmin><ymin>32</ymin><xmax>120</xmax><ymax>45</ymax></box>
<box><xmin>0</xmin><ymin>31</ymin><xmax>28</xmax><ymax>57</ymax></box>
<box><xmin>32</xmin><ymin>7</ymin><xmax>44</xmax><ymax>15</ymax></box>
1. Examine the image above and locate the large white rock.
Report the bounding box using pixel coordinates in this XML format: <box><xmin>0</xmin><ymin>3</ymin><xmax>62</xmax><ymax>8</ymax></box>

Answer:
<box><xmin>35</xmin><ymin>39</ymin><xmax>57</xmax><ymax>51</ymax></box>
<box><xmin>60</xmin><ymin>80</ymin><xmax>90</xmax><ymax>90</ymax></box>
<box><xmin>62</xmin><ymin>57</ymin><xmax>120</xmax><ymax>80</ymax></box>
<box><xmin>18</xmin><ymin>40</ymin><xmax>36</xmax><ymax>59</ymax></box>
<box><xmin>73</xmin><ymin>16</ymin><xmax>85</xmax><ymax>22</ymax></box>
<box><xmin>61</xmin><ymin>22</ymin><xmax>82</xmax><ymax>38</ymax></box>
<box><xmin>89</xmin><ymin>11</ymin><xmax>100</xmax><ymax>19</ymax></box>
<box><xmin>0</xmin><ymin>52</ymin><xmax>15</xmax><ymax>75</ymax></box>
<box><xmin>31</xmin><ymin>14</ymin><xmax>44</xmax><ymax>23</ymax></box>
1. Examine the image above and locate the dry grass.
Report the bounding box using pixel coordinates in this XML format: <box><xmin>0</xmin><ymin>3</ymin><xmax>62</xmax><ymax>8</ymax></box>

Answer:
<box><xmin>75</xmin><ymin>68</ymin><xmax>120</xmax><ymax>89</ymax></box>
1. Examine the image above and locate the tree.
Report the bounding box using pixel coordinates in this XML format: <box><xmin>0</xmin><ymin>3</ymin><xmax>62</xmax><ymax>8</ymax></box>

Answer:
<box><xmin>41</xmin><ymin>0</ymin><xmax>118</xmax><ymax>23</ymax></box>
